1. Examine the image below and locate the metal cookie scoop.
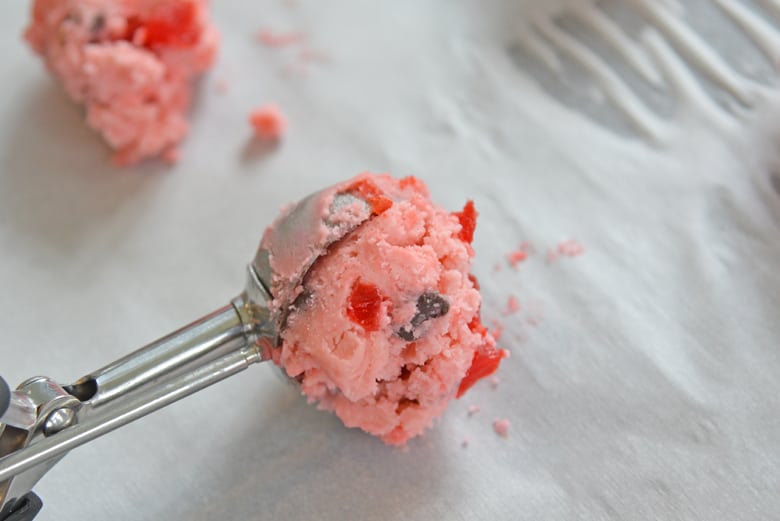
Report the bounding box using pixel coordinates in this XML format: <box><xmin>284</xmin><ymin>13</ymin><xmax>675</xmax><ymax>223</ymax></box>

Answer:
<box><xmin>0</xmin><ymin>186</ymin><xmax>371</xmax><ymax>520</ymax></box>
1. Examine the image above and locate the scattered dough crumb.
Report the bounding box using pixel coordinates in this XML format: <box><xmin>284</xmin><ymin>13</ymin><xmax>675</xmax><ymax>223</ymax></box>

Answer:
<box><xmin>256</xmin><ymin>29</ymin><xmax>304</xmax><ymax>48</ymax></box>
<box><xmin>493</xmin><ymin>418</ymin><xmax>510</xmax><ymax>438</ymax></box>
<box><xmin>215</xmin><ymin>78</ymin><xmax>229</xmax><ymax>94</ymax></box>
<box><xmin>489</xmin><ymin>319</ymin><xmax>504</xmax><ymax>341</ymax></box>
<box><xmin>507</xmin><ymin>242</ymin><xmax>534</xmax><ymax>268</ymax></box>
<box><xmin>249</xmin><ymin>105</ymin><xmax>287</xmax><ymax>140</ymax></box>
<box><xmin>557</xmin><ymin>239</ymin><xmax>584</xmax><ymax>257</ymax></box>
<box><xmin>507</xmin><ymin>250</ymin><xmax>528</xmax><ymax>267</ymax></box>
<box><xmin>504</xmin><ymin>295</ymin><xmax>520</xmax><ymax>315</ymax></box>
<box><xmin>467</xmin><ymin>405</ymin><xmax>481</xmax><ymax>417</ymax></box>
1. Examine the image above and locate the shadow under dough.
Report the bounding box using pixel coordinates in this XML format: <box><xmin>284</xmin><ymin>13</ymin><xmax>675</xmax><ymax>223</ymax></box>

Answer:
<box><xmin>159</xmin><ymin>382</ymin><xmax>452</xmax><ymax>521</ymax></box>
<box><xmin>240</xmin><ymin>136</ymin><xmax>280</xmax><ymax>166</ymax></box>
<box><xmin>0</xmin><ymin>81</ymin><xmax>164</xmax><ymax>256</ymax></box>
<box><xmin>771</xmin><ymin>172</ymin><xmax>780</xmax><ymax>197</ymax></box>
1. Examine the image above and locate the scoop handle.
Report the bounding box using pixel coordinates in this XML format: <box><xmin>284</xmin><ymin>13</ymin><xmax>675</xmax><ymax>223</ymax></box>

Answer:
<box><xmin>0</xmin><ymin>376</ymin><xmax>9</xmax><ymax>420</ymax></box>
<box><xmin>0</xmin><ymin>344</ymin><xmax>261</xmax><ymax>484</ymax></box>
<box><xmin>0</xmin><ymin>492</ymin><xmax>42</xmax><ymax>521</ymax></box>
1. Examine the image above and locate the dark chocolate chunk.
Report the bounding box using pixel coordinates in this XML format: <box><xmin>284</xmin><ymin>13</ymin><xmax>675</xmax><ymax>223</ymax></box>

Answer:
<box><xmin>90</xmin><ymin>13</ymin><xmax>106</xmax><ymax>33</ymax></box>
<box><xmin>396</xmin><ymin>292</ymin><xmax>450</xmax><ymax>341</ymax></box>
<box><xmin>397</xmin><ymin>327</ymin><xmax>416</xmax><ymax>342</ymax></box>
<box><xmin>413</xmin><ymin>292</ymin><xmax>450</xmax><ymax>324</ymax></box>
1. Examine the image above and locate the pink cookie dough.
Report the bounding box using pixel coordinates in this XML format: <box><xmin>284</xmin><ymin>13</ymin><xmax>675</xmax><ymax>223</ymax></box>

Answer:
<box><xmin>249</xmin><ymin>105</ymin><xmax>286</xmax><ymax>140</ymax></box>
<box><xmin>24</xmin><ymin>0</ymin><xmax>219</xmax><ymax>165</ymax></box>
<box><xmin>493</xmin><ymin>418</ymin><xmax>510</xmax><ymax>438</ymax></box>
<box><xmin>262</xmin><ymin>173</ymin><xmax>507</xmax><ymax>446</ymax></box>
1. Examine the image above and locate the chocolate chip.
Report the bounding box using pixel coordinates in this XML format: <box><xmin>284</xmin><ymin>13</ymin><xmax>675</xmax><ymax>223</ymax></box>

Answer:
<box><xmin>91</xmin><ymin>14</ymin><xmax>106</xmax><ymax>33</ymax></box>
<box><xmin>396</xmin><ymin>292</ymin><xmax>450</xmax><ymax>341</ymax></box>
<box><xmin>396</xmin><ymin>397</ymin><xmax>420</xmax><ymax>413</ymax></box>
<box><xmin>414</xmin><ymin>292</ymin><xmax>450</xmax><ymax>323</ymax></box>
<box><xmin>64</xmin><ymin>12</ymin><xmax>81</xmax><ymax>24</ymax></box>
<box><xmin>397</xmin><ymin>327</ymin><xmax>416</xmax><ymax>342</ymax></box>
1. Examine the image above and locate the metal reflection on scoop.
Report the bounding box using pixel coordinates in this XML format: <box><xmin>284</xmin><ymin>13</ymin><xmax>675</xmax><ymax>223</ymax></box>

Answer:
<box><xmin>0</xmin><ymin>185</ymin><xmax>372</xmax><ymax>518</ymax></box>
<box><xmin>253</xmin><ymin>191</ymin><xmax>372</xmax><ymax>342</ymax></box>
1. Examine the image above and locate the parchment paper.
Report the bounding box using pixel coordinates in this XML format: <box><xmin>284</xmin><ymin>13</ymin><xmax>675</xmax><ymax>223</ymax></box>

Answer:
<box><xmin>1</xmin><ymin>1</ymin><xmax>779</xmax><ymax>519</ymax></box>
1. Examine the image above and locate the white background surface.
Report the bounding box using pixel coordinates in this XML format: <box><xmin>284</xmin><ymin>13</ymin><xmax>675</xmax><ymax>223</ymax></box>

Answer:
<box><xmin>2</xmin><ymin>0</ymin><xmax>780</xmax><ymax>519</ymax></box>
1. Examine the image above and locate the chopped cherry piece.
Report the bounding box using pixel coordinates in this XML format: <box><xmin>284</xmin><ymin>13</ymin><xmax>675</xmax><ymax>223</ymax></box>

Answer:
<box><xmin>347</xmin><ymin>280</ymin><xmax>384</xmax><ymax>331</ymax></box>
<box><xmin>348</xmin><ymin>179</ymin><xmax>393</xmax><ymax>215</ymax></box>
<box><xmin>457</xmin><ymin>348</ymin><xmax>506</xmax><ymax>398</ymax></box>
<box><xmin>453</xmin><ymin>200</ymin><xmax>477</xmax><ymax>243</ymax></box>
<box><xmin>127</xmin><ymin>1</ymin><xmax>201</xmax><ymax>48</ymax></box>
